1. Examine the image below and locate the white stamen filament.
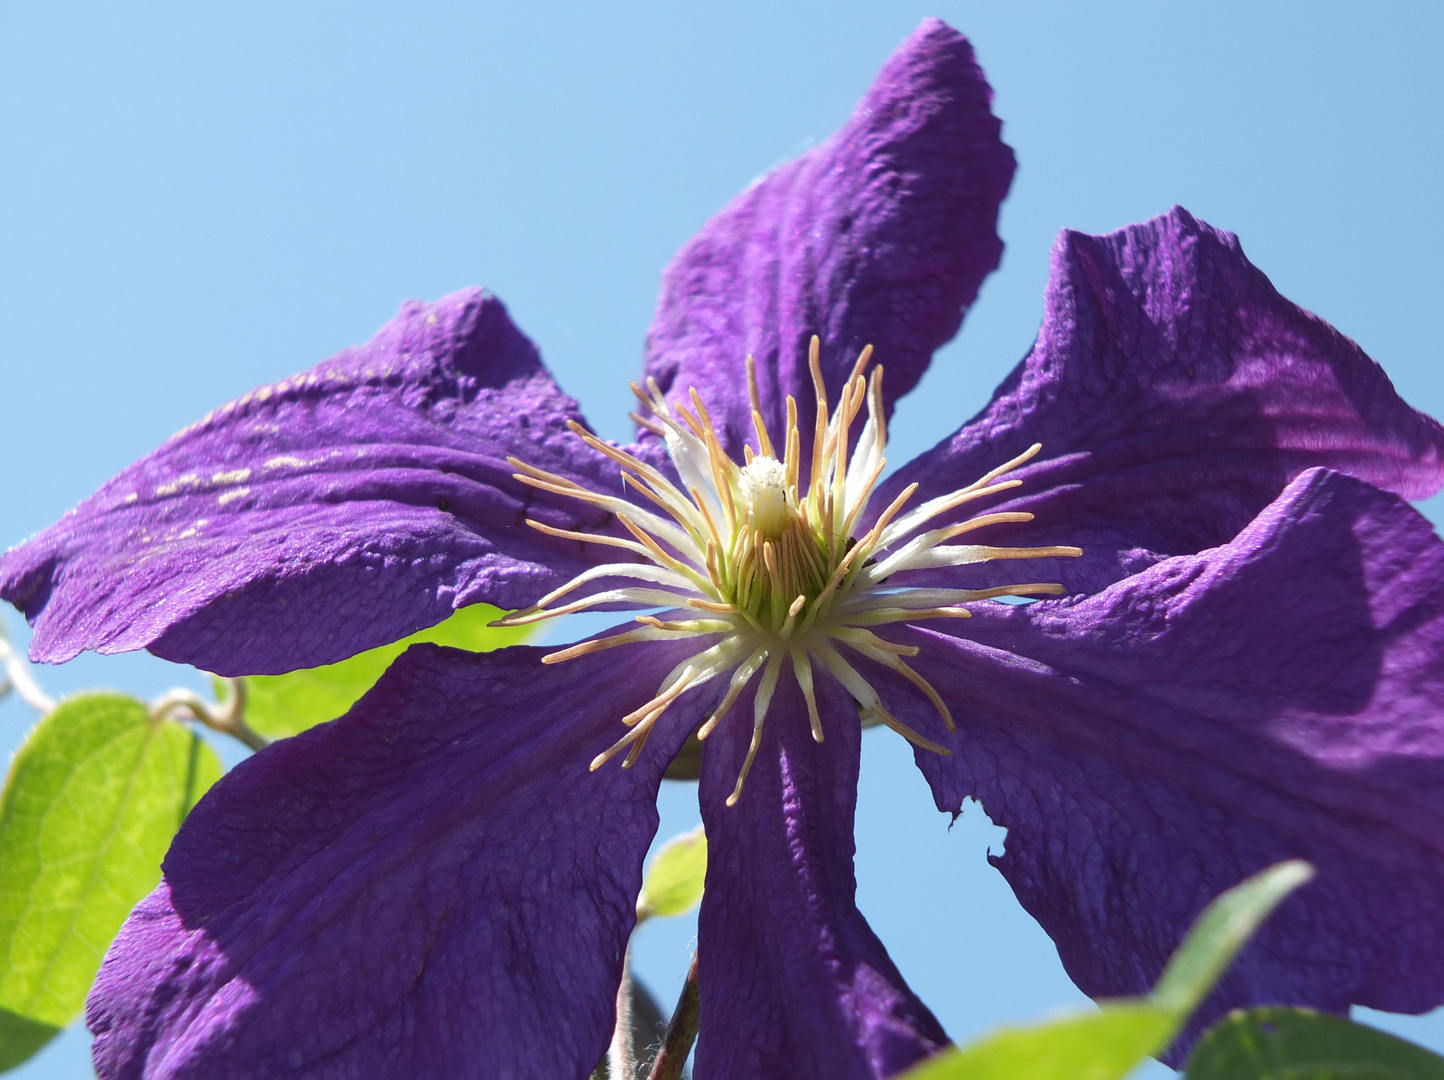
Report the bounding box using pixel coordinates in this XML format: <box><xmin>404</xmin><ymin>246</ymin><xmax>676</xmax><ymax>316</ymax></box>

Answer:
<box><xmin>497</xmin><ymin>336</ymin><xmax>1081</xmax><ymax>804</ymax></box>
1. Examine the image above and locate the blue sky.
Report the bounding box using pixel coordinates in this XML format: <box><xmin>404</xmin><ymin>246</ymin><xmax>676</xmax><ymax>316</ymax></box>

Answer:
<box><xmin>2</xmin><ymin>2</ymin><xmax>1441</xmax><ymax>1076</ymax></box>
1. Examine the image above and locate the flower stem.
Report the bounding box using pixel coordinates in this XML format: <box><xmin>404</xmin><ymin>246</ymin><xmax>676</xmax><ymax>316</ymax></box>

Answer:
<box><xmin>608</xmin><ymin>950</ymin><xmax>636</xmax><ymax>1079</ymax></box>
<box><xmin>646</xmin><ymin>951</ymin><xmax>699</xmax><ymax>1080</ymax></box>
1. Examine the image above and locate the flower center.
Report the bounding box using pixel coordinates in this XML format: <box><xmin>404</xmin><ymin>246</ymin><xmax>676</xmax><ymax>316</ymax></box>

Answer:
<box><xmin>727</xmin><ymin>455</ymin><xmax>828</xmax><ymax>626</ymax></box>
<box><xmin>738</xmin><ymin>457</ymin><xmax>792</xmax><ymax>540</ymax></box>
<box><xmin>499</xmin><ymin>338</ymin><xmax>1080</xmax><ymax>804</ymax></box>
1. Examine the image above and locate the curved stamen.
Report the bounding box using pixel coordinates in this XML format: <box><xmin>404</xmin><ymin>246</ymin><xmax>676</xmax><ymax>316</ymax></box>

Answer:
<box><xmin>699</xmin><ymin>649</ymin><xmax>769</xmax><ymax>740</ymax></box>
<box><xmin>727</xmin><ymin>652</ymin><xmax>784</xmax><ymax>807</ymax></box>
<box><xmin>524</xmin><ymin>562</ymin><xmax>698</xmax><ymax>611</ymax></box>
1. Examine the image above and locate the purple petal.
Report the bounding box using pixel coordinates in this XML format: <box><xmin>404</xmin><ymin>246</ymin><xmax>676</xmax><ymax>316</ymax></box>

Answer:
<box><xmin>882</xmin><ymin>207</ymin><xmax>1444</xmax><ymax>594</ymax></box>
<box><xmin>643</xmin><ymin>18</ymin><xmax>1014</xmax><ymax>457</ymax></box>
<box><xmin>2</xmin><ymin>289</ymin><xmax>624</xmax><ymax>674</ymax></box>
<box><xmin>694</xmin><ymin>674</ymin><xmax>947</xmax><ymax>1079</ymax></box>
<box><xmin>87</xmin><ymin>638</ymin><xmax>711</xmax><ymax>1080</ymax></box>
<box><xmin>888</xmin><ymin>468</ymin><xmax>1444</xmax><ymax>1056</ymax></box>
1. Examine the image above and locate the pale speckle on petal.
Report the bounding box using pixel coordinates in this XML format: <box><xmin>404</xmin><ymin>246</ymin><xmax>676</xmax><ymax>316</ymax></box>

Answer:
<box><xmin>218</xmin><ymin>487</ymin><xmax>251</xmax><ymax>506</ymax></box>
<box><xmin>212</xmin><ymin>468</ymin><xmax>252</xmax><ymax>485</ymax></box>
<box><xmin>155</xmin><ymin>473</ymin><xmax>203</xmax><ymax>497</ymax></box>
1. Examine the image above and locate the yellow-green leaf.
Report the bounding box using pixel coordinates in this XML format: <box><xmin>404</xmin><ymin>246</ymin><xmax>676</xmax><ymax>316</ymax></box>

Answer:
<box><xmin>0</xmin><ymin>692</ymin><xmax>222</xmax><ymax>1070</ymax></box>
<box><xmin>902</xmin><ymin>860</ymin><xmax>1315</xmax><ymax>1080</ymax></box>
<box><xmin>636</xmin><ymin>825</ymin><xmax>707</xmax><ymax>921</ymax></box>
<box><xmin>906</xmin><ymin>1002</ymin><xmax>1176</xmax><ymax>1080</ymax></box>
<box><xmin>239</xmin><ymin>603</ymin><xmax>531</xmax><ymax>739</ymax></box>
<box><xmin>1151</xmin><ymin>860</ymin><xmax>1314</xmax><ymax>1018</ymax></box>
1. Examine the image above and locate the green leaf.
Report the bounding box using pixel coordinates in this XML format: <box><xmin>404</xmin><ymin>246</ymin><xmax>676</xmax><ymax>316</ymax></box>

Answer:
<box><xmin>1151</xmin><ymin>860</ymin><xmax>1315</xmax><ymax>1018</ymax></box>
<box><xmin>0</xmin><ymin>692</ymin><xmax>222</xmax><ymax>1070</ymax></box>
<box><xmin>901</xmin><ymin>860</ymin><xmax>1315</xmax><ymax>1080</ymax></box>
<box><xmin>0</xmin><ymin>1009</ymin><xmax>59</xmax><ymax>1072</ymax></box>
<box><xmin>238</xmin><ymin>603</ymin><xmax>532</xmax><ymax>739</ymax></box>
<box><xmin>636</xmin><ymin>824</ymin><xmax>707</xmax><ymax>921</ymax></box>
<box><xmin>1185</xmin><ymin>1008</ymin><xmax>1444</xmax><ymax>1080</ymax></box>
<box><xmin>905</xmin><ymin>1003</ymin><xmax>1176</xmax><ymax>1080</ymax></box>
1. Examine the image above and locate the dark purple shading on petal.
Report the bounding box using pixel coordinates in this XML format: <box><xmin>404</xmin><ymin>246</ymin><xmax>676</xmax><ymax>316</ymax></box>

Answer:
<box><xmin>642</xmin><ymin>18</ymin><xmax>1015</xmax><ymax>459</ymax></box>
<box><xmin>87</xmin><ymin>638</ymin><xmax>714</xmax><ymax>1080</ymax></box>
<box><xmin>1</xmin><ymin>290</ymin><xmax>624</xmax><ymax>674</ymax></box>
<box><xmin>694</xmin><ymin>676</ymin><xmax>947</xmax><ymax>1080</ymax></box>
<box><xmin>888</xmin><ymin>469</ymin><xmax>1444</xmax><ymax>1059</ymax></box>
<box><xmin>881</xmin><ymin>208</ymin><xmax>1444</xmax><ymax>594</ymax></box>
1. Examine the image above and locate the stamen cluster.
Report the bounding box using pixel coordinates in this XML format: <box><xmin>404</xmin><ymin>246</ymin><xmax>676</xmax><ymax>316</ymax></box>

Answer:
<box><xmin>499</xmin><ymin>339</ymin><xmax>1080</xmax><ymax>805</ymax></box>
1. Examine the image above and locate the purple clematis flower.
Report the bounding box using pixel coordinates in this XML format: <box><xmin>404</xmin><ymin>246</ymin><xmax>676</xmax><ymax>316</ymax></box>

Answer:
<box><xmin>6</xmin><ymin>17</ymin><xmax>1444</xmax><ymax>1080</ymax></box>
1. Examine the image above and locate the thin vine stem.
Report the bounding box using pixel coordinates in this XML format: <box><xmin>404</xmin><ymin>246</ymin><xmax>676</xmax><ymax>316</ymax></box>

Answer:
<box><xmin>0</xmin><ymin>633</ymin><xmax>56</xmax><ymax>714</ymax></box>
<box><xmin>150</xmin><ymin>680</ymin><xmax>269</xmax><ymax>752</ymax></box>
